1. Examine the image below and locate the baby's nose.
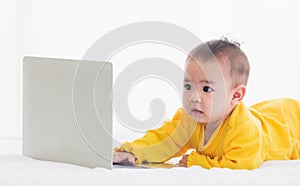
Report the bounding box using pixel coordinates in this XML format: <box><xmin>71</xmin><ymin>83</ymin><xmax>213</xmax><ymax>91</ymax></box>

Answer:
<box><xmin>190</xmin><ymin>91</ymin><xmax>201</xmax><ymax>103</ymax></box>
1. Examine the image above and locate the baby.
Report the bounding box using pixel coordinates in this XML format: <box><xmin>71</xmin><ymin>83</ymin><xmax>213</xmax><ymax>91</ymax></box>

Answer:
<box><xmin>113</xmin><ymin>38</ymin><xmax>300</xmax><ymax>169</ymax></box>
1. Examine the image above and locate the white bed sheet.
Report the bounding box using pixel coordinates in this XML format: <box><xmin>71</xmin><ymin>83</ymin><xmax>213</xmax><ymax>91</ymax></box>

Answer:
<box><xmin>0</xmin><ymin>138</ymin><xmax>300</xmax><ymax>186</ymax></box>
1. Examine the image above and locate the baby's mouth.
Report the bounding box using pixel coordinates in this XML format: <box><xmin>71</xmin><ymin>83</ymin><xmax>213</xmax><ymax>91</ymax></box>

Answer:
<box><xmin>191</xmin><ymin>109</ymin><xmax>203</xmax><ymax>116</ymax></box>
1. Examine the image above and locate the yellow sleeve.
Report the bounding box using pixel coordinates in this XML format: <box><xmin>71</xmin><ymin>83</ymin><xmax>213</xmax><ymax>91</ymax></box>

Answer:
<box><xmin>115</xmin><ymin>108</ymin><xmax>196</xmax><ymax>163</ymax></box>
<box><xmin>187</xmin><ymin>122</ymin><xmax>265</xmax><ymax>169</ymax></box>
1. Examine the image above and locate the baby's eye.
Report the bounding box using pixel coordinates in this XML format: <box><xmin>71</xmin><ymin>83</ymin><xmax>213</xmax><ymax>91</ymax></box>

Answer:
<box><xmin>203</xmin><ymin>86</ymin><xmax>213</xmax><ymax>93</ymax></box>
<box><xmin>184</xmin><ymin>84</ymin><xmax>192</xmax><ymax>90</ymax></box>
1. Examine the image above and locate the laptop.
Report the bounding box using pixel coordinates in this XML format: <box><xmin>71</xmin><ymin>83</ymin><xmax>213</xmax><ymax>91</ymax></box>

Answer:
<box><xmin>23</xmin><ymin>56</ymin><xmax>177</xmax><ymax>169</ymax></box>
<box><xmin>23</xmin><ymin>56</ymin><xmax>113</xmax><ymax>169</ymax></box>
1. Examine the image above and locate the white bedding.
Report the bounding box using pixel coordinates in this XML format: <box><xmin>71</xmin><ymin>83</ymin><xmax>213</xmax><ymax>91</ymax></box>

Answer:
<box><xmin>1</xmin><ymin>138</ymin><xmax>300</xmax><ymax>186</ymax></box>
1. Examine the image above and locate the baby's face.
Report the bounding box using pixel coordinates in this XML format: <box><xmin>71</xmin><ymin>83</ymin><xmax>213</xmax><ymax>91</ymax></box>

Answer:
<box><xmin>182</xmin><ymin>58</ymin><xmax>235</xmax><ymax>125</ymax></box>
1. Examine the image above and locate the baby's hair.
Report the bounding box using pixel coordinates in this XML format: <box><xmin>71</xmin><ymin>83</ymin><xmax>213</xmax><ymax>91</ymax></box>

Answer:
<box><xmin>188</xmin><ymin>37</ymin><xmax>250</xmax><ymax>86</ymax></box>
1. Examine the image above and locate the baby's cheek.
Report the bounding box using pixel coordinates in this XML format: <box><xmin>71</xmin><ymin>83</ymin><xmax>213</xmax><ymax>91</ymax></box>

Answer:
<box><xmin>182</xmin><ymin>98</ymin><xmax>190</xmax><ymax>110</ymax></box>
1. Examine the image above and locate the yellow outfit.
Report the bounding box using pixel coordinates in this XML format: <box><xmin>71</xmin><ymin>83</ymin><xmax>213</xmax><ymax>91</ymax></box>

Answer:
<box><xmin>115</xmin><ymin>98</ymin><xmax>300</xmax><ymax>169</ymax></box>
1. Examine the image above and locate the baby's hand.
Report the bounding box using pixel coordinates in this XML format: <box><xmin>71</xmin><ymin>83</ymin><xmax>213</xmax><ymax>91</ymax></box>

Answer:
<box><xmin>178</xmin><ymin>154</ymin><xmax>189</xmax><ymax>167</ymax></box>
<box><xmin>113</xmin><ymin>151</ymin><xmax>136</xmax><ymax>165</ymax></box>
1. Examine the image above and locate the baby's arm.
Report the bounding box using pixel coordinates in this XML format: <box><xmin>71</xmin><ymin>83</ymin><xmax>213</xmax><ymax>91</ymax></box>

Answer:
<box><xmin>113</xmin><ymin>151</ymin><xmax>136</xmax><ymax>165</ymax></box>
<box><xmin>114</xmin><ymin>108</ymin><xmax>196</xmax><ymax>164</ymax></box>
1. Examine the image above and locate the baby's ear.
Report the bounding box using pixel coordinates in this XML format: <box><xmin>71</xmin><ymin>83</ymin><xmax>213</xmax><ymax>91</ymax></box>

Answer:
<box><xmin>231</xmin><ymin>85</ymin><xmax>246</xmax><ymax>105</ymax></box>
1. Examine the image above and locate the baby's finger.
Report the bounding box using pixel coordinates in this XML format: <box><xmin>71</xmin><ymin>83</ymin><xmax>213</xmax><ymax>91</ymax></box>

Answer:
<box><xmin>178</xmin><ymin>163</ymin><xmax>187</xmax><ymax>167</ymax></box>
<box><xmin>127</xmin><ymin>155</ymin><xmax>136</xmax><ymax>165</ymax></box>
<box><xmin>113</xmin><ymin>152</ymin><xmax>128</xmax><ymax>163</ymax></box>
<box><xmin>183</xmin><ymin>154</ymin><xmax>189</xmax><ymax>159</ymax></box>
<box><xmin>112</xmin><ymin>155</ymin><xmax>122</xmax><ymax>163</ymax></box>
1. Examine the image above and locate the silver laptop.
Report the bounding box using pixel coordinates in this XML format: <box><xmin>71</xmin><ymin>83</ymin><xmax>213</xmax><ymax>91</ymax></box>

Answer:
<box><xmin>23</xmin><ymin>56</ymin><xmax>113</xmax><ymax>169</ymax></box>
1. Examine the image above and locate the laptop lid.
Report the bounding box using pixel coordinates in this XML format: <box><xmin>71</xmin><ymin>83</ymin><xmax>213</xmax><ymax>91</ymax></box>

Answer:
<box><xmin>23</xmin><ymin>56</ymin><xmax>113</xmax><ymax>169</ymax></box>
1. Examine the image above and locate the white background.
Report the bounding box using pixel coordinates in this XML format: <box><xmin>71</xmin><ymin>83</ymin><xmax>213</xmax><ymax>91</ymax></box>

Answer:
<box><xmin>1</xmin><ymin>0</ymin><xmax>300</xmax><ymax>140</ymax></box>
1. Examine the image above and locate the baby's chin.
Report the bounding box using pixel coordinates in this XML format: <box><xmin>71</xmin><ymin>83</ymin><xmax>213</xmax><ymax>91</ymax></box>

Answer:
<box><xmin>189</xmin><ymin>115</ymin><xmax>207</xmax><ymax>124</ymax></box>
